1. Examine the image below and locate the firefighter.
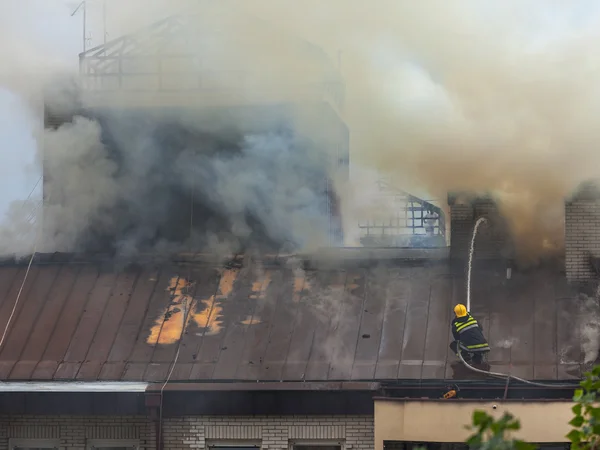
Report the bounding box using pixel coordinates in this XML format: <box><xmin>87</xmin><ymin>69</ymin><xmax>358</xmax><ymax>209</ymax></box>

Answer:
<box><xmin>450</xmin><ymin>304</ymin><xmax>490</xmax><ymax>364</ymax></box>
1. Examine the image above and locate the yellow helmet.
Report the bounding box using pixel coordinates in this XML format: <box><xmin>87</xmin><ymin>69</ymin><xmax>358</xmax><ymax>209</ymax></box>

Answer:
<box><xmin>454</xmin><ymin>304</ymin><xmax>467</xmax><ymax>318</ymax></box>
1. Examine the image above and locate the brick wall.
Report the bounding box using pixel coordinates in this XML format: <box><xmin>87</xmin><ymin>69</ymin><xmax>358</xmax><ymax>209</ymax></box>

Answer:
<box><xmin>449</xmin><ymin>202</ymin><xmax>473</xmax><ymax>260</ymax></box>
<box><xmin>0</xmin><ymin>416</ymin><xmax>153</xmax><ymax>450</ymax></box>
<box><xmin>0</xmin><ymin>415</ymin><xmax>373</xmax><ymax>450</ymax></box>
<box><xmin>565</xmin><ymin>198</ymin><xmax>600</xmax><ymax>282</ymax></box>
<box><xmin>448</xmin><ymin>194</ymin><xmax>512</xmax><ymax>261</ymax></box>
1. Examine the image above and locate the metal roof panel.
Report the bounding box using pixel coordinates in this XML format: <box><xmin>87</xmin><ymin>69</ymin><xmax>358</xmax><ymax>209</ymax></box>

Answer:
<box><xmin>0</xmin><ymin>258</ymin><xmax>587</xmax><ymax>383</ymax></box>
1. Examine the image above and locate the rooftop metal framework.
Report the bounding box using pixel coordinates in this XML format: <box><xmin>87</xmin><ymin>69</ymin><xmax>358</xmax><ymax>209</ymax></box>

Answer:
<box><xmin>358</xmin><ymin>176</ymin><xmax>446</xmax><ymax>248</ymax></box>
<box><xmin>78</xmin><ymin>13</ymin><xmax>345</xmax><ymax>110</ymax></box>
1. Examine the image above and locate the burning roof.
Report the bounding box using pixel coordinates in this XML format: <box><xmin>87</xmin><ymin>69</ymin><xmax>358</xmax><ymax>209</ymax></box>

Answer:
<box><xmin>0</xmin><ymin>252</ymin><xmax>589</xmax><ymax>383</ymax></box>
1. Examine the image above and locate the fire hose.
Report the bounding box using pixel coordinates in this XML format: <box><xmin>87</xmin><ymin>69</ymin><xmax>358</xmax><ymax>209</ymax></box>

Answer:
<box><xmin>456</xmin><ymin>343</ymin><xmax>580</xmax><ymax>389</ymax></box>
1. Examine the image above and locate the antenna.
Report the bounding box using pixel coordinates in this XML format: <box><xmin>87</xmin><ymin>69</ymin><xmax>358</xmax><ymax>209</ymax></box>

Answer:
<box><xmin>70</xmin><ymin>1</ymin><xmax>87</xmax><ymax>52</ymax></box>
<box><xmin>103</xmin><ymin>0</ymin><xmax>107</xmax><ymax>45</ymax></box>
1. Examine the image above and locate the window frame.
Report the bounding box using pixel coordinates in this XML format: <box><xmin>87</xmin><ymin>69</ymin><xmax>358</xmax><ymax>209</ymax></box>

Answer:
<box><xmin>289</xmin><ymin>440</ymin><xmax>345</xmax><ymax>450</ymax></box>
<box><xmin>9</xmin><ymin>439</ymin><xmax>61</xmax><ymax>450</ymax></box>
<box><xmin>206</xmin><ymin>440</ymin><xmax>262</xmax><ymax>450</ymax></box>
<box><xmin>86</xmin><ymin>439</ymin><xmax>140</xmax><ymax>450</ymax></box>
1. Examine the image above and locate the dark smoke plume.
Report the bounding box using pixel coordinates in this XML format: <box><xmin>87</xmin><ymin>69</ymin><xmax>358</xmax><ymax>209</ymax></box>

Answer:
<box><xmin>41</xmin><ymin>105</ymin><xmax>339</xmax><ymax>257</ymax></box>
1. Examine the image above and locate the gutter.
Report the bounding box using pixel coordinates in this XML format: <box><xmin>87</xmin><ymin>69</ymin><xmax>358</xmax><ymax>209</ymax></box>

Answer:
<box><xmin>381</xmin><ymin>379</ymin><xmax>581</xmax><ymax>388</ymax></box>
<box><xmin>145</xmin><ymin>381</ymin><xmax>380</xmax><ymax>392</ymax></box>
<box><xmin>374</xmin><ymin>396</ymin><xmax>574</xmax><ymax>403</ymax></box>
<box><xmin>0</xmin><ymin>381</ymin><xmax>148</xmax><ymax>392</ymax></box>
<box><xmin>2</xmin><ymin>248</ymin><xmax>451</xmax><ymax>269</ymax></box>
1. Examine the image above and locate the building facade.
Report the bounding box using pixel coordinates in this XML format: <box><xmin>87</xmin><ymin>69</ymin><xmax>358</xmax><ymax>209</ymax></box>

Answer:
<box><xmin>0</xmin><ymin>414</ymin><xmax>373</xmax><ymax>450</ymax></box>
<box><xmin>0</xmin><ymin>396</ymin><xmax>579</xmax><ymax>450</ymax></box>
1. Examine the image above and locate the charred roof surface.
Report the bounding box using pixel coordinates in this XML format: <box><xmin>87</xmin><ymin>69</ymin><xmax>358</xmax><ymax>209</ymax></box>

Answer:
<box><xmin>0</xmin><ymin>253</ymin><xmax>589</xmax><ymax>382</ymax></box>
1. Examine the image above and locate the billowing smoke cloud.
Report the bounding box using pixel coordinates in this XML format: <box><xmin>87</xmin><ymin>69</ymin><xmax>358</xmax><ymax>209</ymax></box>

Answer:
<box><xmin>0</xmin><ymin>0</ymin><xmax>344</xmax><ymax>257</ymax></box>
<box><xmin>40</xmin><ymin>110</ymin><xmax>335</xmax><ymax>256</ymax></box>
<box><xmin>3</xmin><ymin>0</ymin><xmax>600</xmax><ymax>260</ymax></box>
<box><xmin>42</xmin><ymin>116</ymin><xmax>120</xmax><ymax>251</ymax></box>
<box><xmin>243</xmin><ymin>0</ymin><xmax>600</xmax><ymax>262</ymax></box>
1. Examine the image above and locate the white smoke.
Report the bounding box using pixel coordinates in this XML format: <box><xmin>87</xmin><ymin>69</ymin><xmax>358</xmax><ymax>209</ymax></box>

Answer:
<box><xmin>495</xmin><ymin>338</ymin><xmax>519</xmax><ymax>349</ymax></box>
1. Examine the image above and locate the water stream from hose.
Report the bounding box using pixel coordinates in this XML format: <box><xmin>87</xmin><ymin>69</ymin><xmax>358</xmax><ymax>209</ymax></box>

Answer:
<box><xmin>466</xmin><ymin>216</ymin><xmax>487</xmax><ymax>311</ymax></box>
<box><xmin>460</xmin><ymin>215</ymin><xmax>578</xmax><ymax>388</ymax></box>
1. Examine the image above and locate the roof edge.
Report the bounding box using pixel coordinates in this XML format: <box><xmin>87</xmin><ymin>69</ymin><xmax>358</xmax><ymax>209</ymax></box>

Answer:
<box><xmin>374</xmin><ymin>397</ymin><xmax>574</xmax><ymax>403</ymax></box>
<box><xmin>0</xmin><ymin>247</ymin><xmax>450</xmax><ymax>268</ymax></box>
<box><xmin>0</xmin><ymin>381</ymin><xmax>148</xmax><ymax>392</ymax></box>
<box><xmin>147</xmin><ymin>381</ymin><xmax>380</xmax><ymax>392</ymax></box>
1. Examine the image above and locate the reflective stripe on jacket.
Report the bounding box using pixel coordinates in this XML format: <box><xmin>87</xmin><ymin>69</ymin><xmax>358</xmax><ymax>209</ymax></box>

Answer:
<box><xmin>452</xmin><ymin>313</ymin><xmax>489</xmax><ymax>352</ymax></box>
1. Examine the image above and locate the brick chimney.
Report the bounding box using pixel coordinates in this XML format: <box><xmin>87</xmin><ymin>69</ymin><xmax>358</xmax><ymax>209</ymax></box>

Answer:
<box><xmin>448</xmin><ymin>192</ymin><xmax>513</xmax><ymax>261</ymax></box>
<box><xmin>565</xmin><ymin>181</ymin><xmax>600</xmax><ymax>282</ymax></box>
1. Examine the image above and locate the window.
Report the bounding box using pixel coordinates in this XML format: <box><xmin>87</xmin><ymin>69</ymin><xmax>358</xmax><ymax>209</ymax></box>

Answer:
<box><xmin>86</xmin><ymin>440</ymin><xmax>139</xmax><ymax>450</ymax></box>
<box><xmin>383</xmin><ymin>442</ymin><xmax>467</xmax><ymax>450</ymax></box>
<box><xmin>9</xmin><ymin>439</ymin><xmax>60</xmax><ymax>450</ymax></box>
<box><xmin>209</xmin><ymin>447</ymin><xmax>259</xmax><ymax>450</ymax></box>
<box><xmin>207</xmin><ymin>442</ymin><xmax>260</xmax><ymax>450</ymax></box>
<box><xmin>293</xmin><ymin>446</ymin><xmax>341</xmax><ymax>450</ymax></box>
<box><xmin>291</xmin><ymin>440</ymin><xmax>343</xmax><ymax>450</ymax></box>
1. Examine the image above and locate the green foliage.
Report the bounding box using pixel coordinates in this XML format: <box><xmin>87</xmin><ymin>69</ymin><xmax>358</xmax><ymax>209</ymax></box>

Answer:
<box><xmin>465</xmin><ymin>410</ymin><xmax>536</xmax><ymax>450</ymax></box>
<box><xmin>397</xmin><ymin>365</ymin><xmax>600</xmax><ymax>450</ymax></box>
<box><xmin>569</xmin><ymin>365</ymin><xmax>600</xmax><ymax>450</ymax></box>
<box><xmin>462</xmin><ymin>364</ymin><xmax>600</xmax><ymax>450</ymax></box>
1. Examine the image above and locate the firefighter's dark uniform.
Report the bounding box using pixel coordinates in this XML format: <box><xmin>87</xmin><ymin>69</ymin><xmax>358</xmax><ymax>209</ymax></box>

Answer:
<box><xmin>450</xmin><ymin>312</ymin><xmax>490</xmax><ymax>363</ymax></box>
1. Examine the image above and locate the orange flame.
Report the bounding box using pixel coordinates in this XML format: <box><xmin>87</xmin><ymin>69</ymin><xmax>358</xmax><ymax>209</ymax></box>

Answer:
<box><xmin>147</xmin><ymin>277</ymin><xmax>195</xmax><ymax>345</ymax></box>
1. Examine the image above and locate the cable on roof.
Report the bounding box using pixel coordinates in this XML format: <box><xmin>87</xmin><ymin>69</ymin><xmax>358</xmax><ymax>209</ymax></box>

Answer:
<box><xmin>0</xmin><ymin>175</ymin><xmax>44</xmax><ymax>352</ymax></box>
<box><xmin>0</xmin><ymin>251</ymin><xmax>37</xmax><ymax>351</ymax></box>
